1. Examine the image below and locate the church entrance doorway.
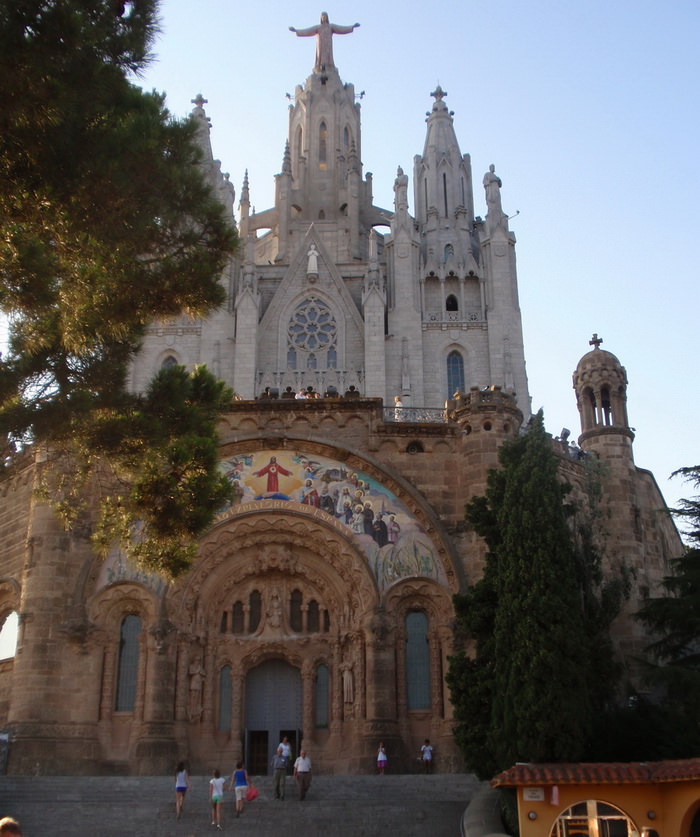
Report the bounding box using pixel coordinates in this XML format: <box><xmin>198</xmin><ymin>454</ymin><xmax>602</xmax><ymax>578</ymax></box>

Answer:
<box><xmin>245</xmin><ymin>659</ymin><xmax>302</xmax><ymax>775</ymax></box>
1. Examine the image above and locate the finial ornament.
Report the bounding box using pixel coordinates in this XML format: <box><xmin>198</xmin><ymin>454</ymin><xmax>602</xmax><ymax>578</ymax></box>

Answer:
<box><xmin>289</xmin><ymin>12</ymin><xmax>360</xmax><ymax>72</ymax></box>
<box><xmin>191</xmin><ymin>94</ymin><xmax>208</xmax><ymax>108</ymax></box>
<box><xmin>589</xmin><ymin>333</ymin><xmax>603</xmax><ymax>350</ymax></box>
<box><xmin>430</xmin><ymin>85</ymin><xmax>447</xmax><ymax>101</ymax></box>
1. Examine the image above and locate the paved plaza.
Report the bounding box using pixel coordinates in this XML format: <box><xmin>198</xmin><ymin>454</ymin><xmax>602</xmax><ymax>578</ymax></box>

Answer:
<box><xmin>1</xmin><ymin>772</ymin><xmax>483</xmax><ymax>836</ymax></box>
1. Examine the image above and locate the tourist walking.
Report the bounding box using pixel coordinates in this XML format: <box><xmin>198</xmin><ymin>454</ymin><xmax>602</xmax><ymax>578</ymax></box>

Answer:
<box><xmin>209</xmin><ymin>769</ymin><xmax>225</xmax><ymax>830</ymax></box>
<box><xmin>174</xmin><ymin>761</ymin><xmax>190</xmax><ymax>819</ymax></box>
<box><xmin>272</xmin><ymin>746</ymin><xmax>287</xmax><ymax>799</ymax></box>
<box><xmin>420</xmin><ymin>739</ymin><xmax>434</xmax><ymax>773</ymax></box>
<box><xmin>293</xmin><ymin>749</ymin><xmax>312</xmax><ymax>800</ymax></box>
<box><xmin>229</xmin><ymin>760</ymin><xmax>250</xmax><ymax>818</ymax></box>
<box><xmin>377</xmin><ymin>742</ymin><xmax>387</xmax><ymax>774</ymax></box>
<box><xmin>279</xmin><ymin>735</ymin><xmax>293</xmax><ymax>773</ymax></box>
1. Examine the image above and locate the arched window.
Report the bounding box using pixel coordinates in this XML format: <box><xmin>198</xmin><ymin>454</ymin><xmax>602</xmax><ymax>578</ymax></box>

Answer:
<box><xmin>287</xmin><ymin>348</ymin><xmax>297</xmax><ymax>370</ymax></box>
<box><xmin>220</xmin><ymin>612</ymin><xmax>228</xmax><ymax>633</ymax></box>
<box><xmin>343</xmin><ymin>126</ymin><xmax>350</xmax><ymax>151</ymax></box>
<box><xmin>295</xmin><ymin>125</ymin><xmax>303</xmax><ymax>164</ymax></box>
<box><xmin>290</xmin><ymin>589</ymin><xmax>303</xmax><ymax>633</ymax></box>
<box><xmin>218</xmin><ymin>665</ymin><xmax>232</xmax><ymax>732</ymax></box>
<box><xmin>115</xmin><ymin>614</ymin><xmax>141</xmax><ymax>712</ymax></box>
<box><xmin>161</xmin><ymin>355</ymin><xmax>178</xmax><ymax>369</ymax></box>
<box><xmin>327</xmin><ymin>347</ymin><xmax>337</xmax><ymax>369</ymax></box>
<box><xmin>446</xmin><ymin>294</ymin><xmax>458</xmax><ymax>312</ymax></box>
<box><xmin>585</xmin><ymin>387</ymin><xmax>597</xmax><ymax>427</ymax></box>
<box><xmin>0</xmin><ymin>611</ymin><xmax>19</xmax><ymax>660</ymax></box>
<box><xmin>307</xmin><ymin>353</ymin><xmax>317</xmax><ymax>370</ymax></box>
<box><xmin>447</xmin><ymin>351</ymin><xmax>465</xmax><ymax>397</ymax></box>
<box><xmin>549</xmin><ymin>800</ymin><xmax>635</xmax><ymax>836</ymax></box>
<box><xmin>315</xmin><ymin>664</ymin><xmax>329</xmax><ymax>728</ymax></box>
<box><xmin>307</xmin><ymin>600</ymin><xmax>320</xmax><ymax>633</ymax></box>
<box><xmin>601</xmin><ymin>385</ymin><xmax>612</xmax><ymax>425</ymax></box>
<box><xmin>405</xmin><ymin>611</ymin><xmax>431</xmax><ymax>710</ymax></box>
<box><xmin>231</xmin><ymin>601</ymin><xmax>244</xmax><ymax>634</ymax></box>
<box><xmin>442</xmin><ymin>172</ymin><xmax>448</xmax><ymax>217</ymax></box>
<box><xmin>248</xmin><ymin>591</ymin><xmax>261</xmax><ymax>633</ymax></box>
<box><xmin>319</xmin><ymin>122</ymin><xmax>327</xmax><ymax>169</ymax></box>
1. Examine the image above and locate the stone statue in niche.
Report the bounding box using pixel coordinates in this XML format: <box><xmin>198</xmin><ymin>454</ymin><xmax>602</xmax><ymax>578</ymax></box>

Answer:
<box><xmin>340</xmin><ymin>660</ymin><xmax>354</xmax><ymax>703</ymax></box>
<box><xmin>306</xmin><ymin>243</ymin><xmax>319</xmax><ymax>279</ymax></box>
<box><xmin>267</xmin><ymin>586</ymin><xmax>284</xmax><ymax>630</ymax></box>
<box><xmin>188</xmin><ymin>657</ymin><xmax>205</xmax><ymax>721</ymax></box>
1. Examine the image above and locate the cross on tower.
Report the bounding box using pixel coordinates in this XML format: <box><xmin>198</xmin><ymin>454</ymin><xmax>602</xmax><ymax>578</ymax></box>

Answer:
<box><xmin>589</xmin><ymin>333</ymin><xmax>603</xmax><ymax>349</ymax></box>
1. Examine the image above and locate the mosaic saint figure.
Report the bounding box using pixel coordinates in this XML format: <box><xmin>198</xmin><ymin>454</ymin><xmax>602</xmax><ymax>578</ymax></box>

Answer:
<box><xmin>253</xmin><ymin>455</ymin><xmax>292</xmax><ymax>493</ymax></box>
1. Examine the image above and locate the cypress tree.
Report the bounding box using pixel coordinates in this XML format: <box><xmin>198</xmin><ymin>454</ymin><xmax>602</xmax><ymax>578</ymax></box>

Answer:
<box><xmin>448</xmin><ymin>412</ymin><xmax>618</xmax><ymax>777</ymax></box>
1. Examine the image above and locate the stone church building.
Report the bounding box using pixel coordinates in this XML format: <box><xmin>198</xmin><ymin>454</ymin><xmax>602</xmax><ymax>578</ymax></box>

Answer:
<box><xmin>0</xmin><ymin>21</ymin><xmax>682</xmax><ymax>776</ymax></box>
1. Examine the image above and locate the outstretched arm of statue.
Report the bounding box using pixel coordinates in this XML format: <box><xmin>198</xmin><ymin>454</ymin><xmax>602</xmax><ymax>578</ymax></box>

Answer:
<box><xmin>330</xmin><ymin>23</ymin><xmax>361</xmax><ymax>34</ymax></box>
<box><xmin>289</xmin><ymin>25</ymin><xmax>319</xmax><ymax>36</ymax></box>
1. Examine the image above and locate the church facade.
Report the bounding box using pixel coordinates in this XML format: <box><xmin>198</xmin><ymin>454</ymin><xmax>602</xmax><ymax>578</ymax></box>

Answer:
<box><xmin>0</xmin><ymin>25</ymin><xmax>682</xmax><ymax>776</ymax></box>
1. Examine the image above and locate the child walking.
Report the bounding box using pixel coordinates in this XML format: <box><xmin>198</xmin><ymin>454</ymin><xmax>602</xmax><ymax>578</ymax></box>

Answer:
<box><xmin>174</xmin><ymin>761</ymin><xmax>190</xmax><ymax>819</ymax></box>
<box><xmin>377</xmin><ymin>742</ymin><xmax>387</xmax><ymax>774</ymax></box>
<box><xmin>209</xmin><ymin>768</ymin><xmax>226</xmax><ymax>830</ymax></box>
<box><xmin>229</xmin><ymin>760</ymin><xmax>250</xmax><ymax>818</ymax></box>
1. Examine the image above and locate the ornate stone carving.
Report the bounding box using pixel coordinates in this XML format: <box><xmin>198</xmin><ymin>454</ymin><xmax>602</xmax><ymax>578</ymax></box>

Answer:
<box><xmin>188</xmin><ymin>656</ymin><xmax>205</xmax><ymax>722</ymax></box>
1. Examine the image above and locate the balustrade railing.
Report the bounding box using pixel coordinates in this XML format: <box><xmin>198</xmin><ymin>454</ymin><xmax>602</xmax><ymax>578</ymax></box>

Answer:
<box><xmin>382</xmin><ymin>407</ymin><xmax>448</xmax><ymax>424</ymax></box>
<box><xmin>424</xmin><ymin>310</ymin><xmax>482</xmax><ymax>324</ymax></box>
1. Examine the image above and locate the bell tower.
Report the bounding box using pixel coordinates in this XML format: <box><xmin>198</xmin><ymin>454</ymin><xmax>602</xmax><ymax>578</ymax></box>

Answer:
<box><xmin>573</xmin><ymin>333</ymin><xmax>633</xmax><ymax>457</ymax></box>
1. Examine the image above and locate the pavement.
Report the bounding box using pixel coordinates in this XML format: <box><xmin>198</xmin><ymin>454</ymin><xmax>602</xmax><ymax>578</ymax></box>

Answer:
<box><xmin>0</xmin><ymin>772</ymin><xmax>489</xmax><ymax>836</ymax></box>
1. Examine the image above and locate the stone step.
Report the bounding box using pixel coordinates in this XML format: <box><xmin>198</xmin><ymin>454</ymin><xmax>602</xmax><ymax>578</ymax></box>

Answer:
<box><xmin>0</xmin><ymin>773</ymin><xmax>484</xmax><ymax>836</ymax></box>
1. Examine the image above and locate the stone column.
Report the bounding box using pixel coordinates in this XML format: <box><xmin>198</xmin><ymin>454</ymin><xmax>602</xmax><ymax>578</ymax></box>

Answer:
<box><xmin>100</xmin><ymin>645</ymin><xmax>116</xmax><ymax>722</ymax></box>
<box><xmin>231</xmin><ymin>667</ymin><xmax>244</xmax><ymax>758</ymax></box>
<box><xmin>429</xmin><ymin>630</ymin><xmax>443</xmax><ymax>719</ymax></box>
<box><xmin>301</xmin><ymin>660</ymin><xmax>314</xmax><ymax>746</ymax></box>
<box><xmin>175</xmin><ymin>640</ymin><xmax>189</xmax><ymax>723</ymax></box>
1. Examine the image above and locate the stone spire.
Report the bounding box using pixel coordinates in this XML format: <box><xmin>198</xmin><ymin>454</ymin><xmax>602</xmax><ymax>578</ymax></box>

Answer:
<box><xmin>190</xmin><ymin>93</ymin><xmax>214</xmax><ymax>163</ymax></box>
<box><xmin>413</xmin><ymin>88</ymin><xmax>477</xmax><ymax>277</ymax></box>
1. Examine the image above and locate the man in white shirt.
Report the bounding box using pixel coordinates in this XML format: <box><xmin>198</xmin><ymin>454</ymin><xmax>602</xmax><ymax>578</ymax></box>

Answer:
<box><xmin>279</xmin><ymin>736</ymin><xmax>292</xmax><ymax>774</ymax></box>
<box><xmin>293</xmin><ymin>749</ymin><xmax>312</xmax><ymax>800</ymax></box>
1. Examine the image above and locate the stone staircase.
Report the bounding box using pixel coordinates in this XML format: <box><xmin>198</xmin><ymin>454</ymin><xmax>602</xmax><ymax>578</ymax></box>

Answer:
<box><xmin>1</xmin><ymin>772</ymin><xmax>486</xmax><ymax>836</ymax></box>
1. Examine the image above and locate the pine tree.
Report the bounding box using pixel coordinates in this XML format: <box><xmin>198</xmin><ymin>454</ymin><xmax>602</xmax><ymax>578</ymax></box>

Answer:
<box><xmin>0</xmin><ymin>1</ymin><xmax>238</xmax><ymax>576</ymax></box>
<box><xmin>447</xmin><ymin>412</ymin><xmax>622</xmax><ymax>778</ymax></box>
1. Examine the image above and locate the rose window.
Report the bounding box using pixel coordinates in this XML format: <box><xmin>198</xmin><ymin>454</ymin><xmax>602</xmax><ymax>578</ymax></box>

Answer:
<box><xmin>288</xmin><ymin>298</ymin><xmax>337</xmax><ymax>354</ymax></box>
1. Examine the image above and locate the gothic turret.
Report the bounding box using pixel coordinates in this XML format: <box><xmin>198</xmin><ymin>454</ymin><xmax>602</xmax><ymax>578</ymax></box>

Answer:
<box><xmin>573</xmin><ymin>333</ymin><xmax>633</xmax><ymax>454</ymax></box>
<box><xmin>190</xmin><ymin>94</ymin><xmax>236</xmax><ymax>221</ymax></box>
<box><xmin>413</xmin><ymin>87</ymin><xmax>478</xmax><ymax>279</ymax></box>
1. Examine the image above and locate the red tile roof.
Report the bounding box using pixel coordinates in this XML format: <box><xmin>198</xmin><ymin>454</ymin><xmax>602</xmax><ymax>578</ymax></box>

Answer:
<box><xmin>492</xmin><ymin>758</ymin><xmax>700</xmax><ymax>787</ymax></box>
